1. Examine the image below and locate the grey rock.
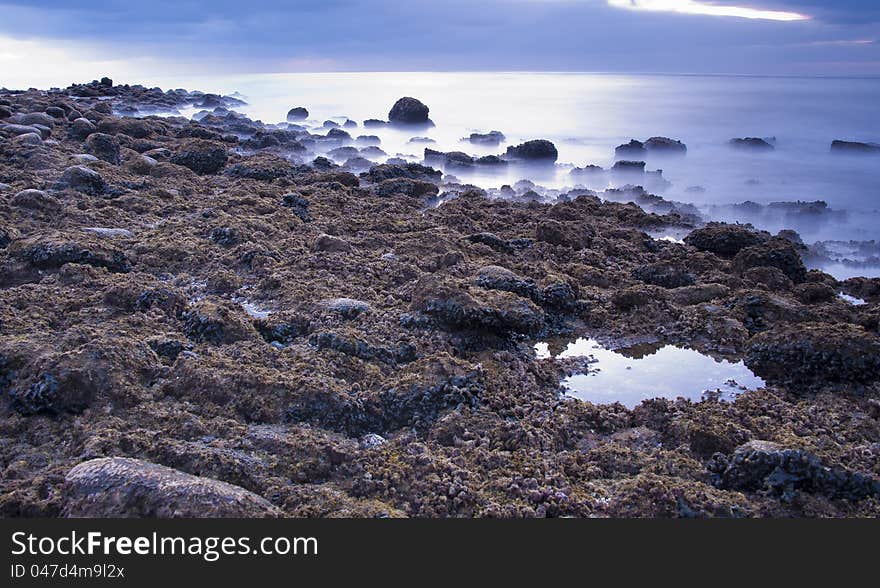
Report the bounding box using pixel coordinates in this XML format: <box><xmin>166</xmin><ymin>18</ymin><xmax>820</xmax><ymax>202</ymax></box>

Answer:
<box><xmin>63</xmin><ymin>457</ymin><xmax>281</xmax><ymax>518</ymax></box>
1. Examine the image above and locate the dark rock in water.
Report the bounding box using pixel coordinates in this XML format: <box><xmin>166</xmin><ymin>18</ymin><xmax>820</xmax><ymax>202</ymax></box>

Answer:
<box><xmin>356</xmin><ymin>134</ymin><xmax>381</xmax><ymax>145</ymax></box>
<box><xmin>411</xmin><ymin>276</ymin><xmax>544</xmax><ymax>336</ymax></box>
<box><xmin>505</xmin><ymin>139</ymin><xmax>558</xmax><ymax>162</ymax></box>
<box><xmin>170</xmin><ymin>140</ymin><xmax>228</xmax><ymax>174</ymax></box>
<box><xmin>685</xmin><ymin>223</ymin><xmax>768</xmax><ymax>257</ymax></box>
<box><xmin>388</xmin><ymin>97</ymin><xmax>430</xmax><ymax>125</ymax></box>
<box><xmin>325</xmin><ymin>128</ymin><xmax>351</xmax><ymax>141</ymax></box>
<box><xmin>281</xmin><ymin>192</ymin><xmax>311</xmax><ymax>222</ymax></box>
<box><xmin>611</xmin><ymin>160</ymin><xmax>646</xmax><ymax>173</ymax></box>
<box><xmin>732</xmin><ymin>238</ymin><xmax>807</xmax><ymax>283</ymax></box>
<box><xmin>535</xmin><ymin>219</ymin><xmax>594</xmax><ymax>250</ymax></box>
<box><xmin>475</xmin><ymin>155</ymin><xmax>507</xmax><ymax>167</ymax></box>
<box><xmin>360</xmin><ymin>162</ymin><xmax>441</xmax><ymax>183</ymax></box>
<box><xmin>287</xmin><ymin>106</ymin><xmax>309</xmax><ymax>121</ymax></box>
<box><xmin>99</xmin><ymin>76</ymin><xmax>113</xmax><ymax>87</ymax></box>
<box><xmin>56</xmin><ymin>165</ymin><xmax>107</xmax><ymax>195</ymax></box>
<box><xmin>373</xmin><ymin>178</ymin><xmax>439</xmax><ymax>199</ymax></box>
<box><xmin>408</xmin><ymin>136</ymin><xmax>434</xmax><ymax>144</ymax></box>
<box><xmin>615</xmin><ymin>140</ymin><xmax>646</xmax><ymax>158</ymax></box>
<box><xmin>63</xmin><ymin>457</ymin><xmax>281</xmax><ymax>517</ymax></box>
<box><xmin>570</xmin><ymin>164</ymin><xmax>604</xmax><ymax>177</ymax></box>
<box><xmin>424</xmin><ymin>148</ymin><xmax>475</xmax><ymax>168</ymax></box>
<box><xmin>644</xmin><ymin>136</ymin><xmax>687</xmax><ymax>154</ymax></box>
<box><xmin>323</xmin><ymin>120</ymin><xmax>340</xmax><ymax>129</ymax></box>
<box><xmin>745</xmin><ymin>323</ymin><xmax>880</xmax><ymax>390</ymax></box>
<box><xmin>632</xmin><ymin>262</ymin><xmax>695</xmax><ymax>289</ymax></box>
<box><xmin>363</xmin><ymin>119</ymin><xmax>387</xmax><ymax>128</ymax></box>
<box><xmin>830</xmin><ymin>140</ymin><xmax>880</xmax><ymax>154</ymax></box>
<box><xmin>182</xmin><ymin>300</ymin><xmax>255</xmax><ymax>345</ymax></box>
<box><xmin>729</xmin><ymin>137</ymin><xmax>775</xmax><ymax>151</ymax></box>
<box><xmin>468</xmin><ymin>130</ymin><xmax>505</xmax><ymax>145</ymax></box>
<box><xmin>313</xmin><ymin>233</ymin><xmax>352</xmax><ymax>253</ymax></box>
<box><xmin>709</xmin><ymin>441</ymin><xmax>880</xmax><ymax>502</ymax></box>
<box><xmin>84</xmin><ymin>132</ymin><xmax>121</xmax><ymax>164</ymax></box>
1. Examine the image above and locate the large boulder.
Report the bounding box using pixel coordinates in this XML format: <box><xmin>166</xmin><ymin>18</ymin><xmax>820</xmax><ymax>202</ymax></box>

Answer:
<box><xmin>63</xmin><ymin>457</ymin><xmax>281</xmax><ymax>517</ymax></box>
<box><xmin>684</xmin><ymin>223</ymin><xmax>768</xmax><ymax>257</ymax></box>
<box><xmin>170</xmin><ymin>139</ymin><xmax>228</xmax><ymax>174</ymax></box>
<box><xmin>388</xmin><ymin>97</ymin><xmax>430</xmax><ymax>125</ymax></box>
<box><xmin>505</xmin><ymin>139</ymin><xmax>558</xmax><ymax>163</ymax></box>
<box><xmin>745</xmin><ymin>323</ymin><xmax>880</xmax><ymax>390</ymax></box>
<box><xmin>84</xmin><ymin>132</ymin><xmax>121</xmax><ymax>164</ymax></box>
<box><xmin>732</xmin><ymin>238</ymin><xmax>807</xmax><ymax>283</ymax></box>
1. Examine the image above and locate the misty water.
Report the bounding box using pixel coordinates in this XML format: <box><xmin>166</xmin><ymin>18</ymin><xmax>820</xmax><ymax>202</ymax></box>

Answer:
<box><xmin>535</xmin><ymin>338</ymin><xmax>766</xmax><ymax>408</ymax></box>
<box><xmin>136</xmin><ymin>72</ymin><xmax>880</xmax><ymax>276</ymax></box>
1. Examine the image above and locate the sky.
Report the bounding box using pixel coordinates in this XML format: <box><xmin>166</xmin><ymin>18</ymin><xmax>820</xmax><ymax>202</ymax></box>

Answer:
<box><xmin>1</xmin><ymin>0</ymin><xmax>879</xmax><ymax>87</ymax></box>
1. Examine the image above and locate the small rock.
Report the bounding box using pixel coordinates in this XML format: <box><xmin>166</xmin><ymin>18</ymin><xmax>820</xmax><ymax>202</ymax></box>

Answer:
<box><xmin>313</xmin><ymin>234</ymin><xmax>352</xmax><ymax>252</ymax></box>
<box><xmin>56</xmin><ymin>165</ymin><xmax>106</xmax><ymax>195</ymax></box>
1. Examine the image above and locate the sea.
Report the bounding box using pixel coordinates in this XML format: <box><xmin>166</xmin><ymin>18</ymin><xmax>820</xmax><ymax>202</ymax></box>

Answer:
<box><xmin>94</xmin><ymin>72</ymin><xmax>880</xmax><ymax>277</ymax></box>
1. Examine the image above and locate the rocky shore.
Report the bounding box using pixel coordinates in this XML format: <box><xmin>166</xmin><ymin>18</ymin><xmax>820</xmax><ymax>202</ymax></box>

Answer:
<box><xmin>1</xmin><ymin>80</ymin><xmax>878</xmax><ymax>518</ymax></box>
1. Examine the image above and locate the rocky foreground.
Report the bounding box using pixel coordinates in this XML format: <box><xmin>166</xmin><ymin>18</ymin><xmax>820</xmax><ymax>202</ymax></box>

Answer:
<box><xmin>1</xmin><ymin>80</ymin><xmax>879</xmax><ymax>518</ymax></box>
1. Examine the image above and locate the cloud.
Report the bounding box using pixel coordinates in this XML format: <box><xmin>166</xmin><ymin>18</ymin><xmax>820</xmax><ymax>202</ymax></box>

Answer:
<box><xmin>607</xmin><ymin>0</ymin><xmax>809</xmax><ymax>21</ymax></box>
<box><xmin>0</xmin><ymin>0</ymin><xmax>878</xmax><ymax>78</ymax></box>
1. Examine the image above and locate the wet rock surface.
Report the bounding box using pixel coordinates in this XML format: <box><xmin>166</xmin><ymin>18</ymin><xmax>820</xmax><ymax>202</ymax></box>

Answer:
<box><xmin>0</xmin><ymin>82</ymin><xmax>878</xmax><ymax>519</ymax></box>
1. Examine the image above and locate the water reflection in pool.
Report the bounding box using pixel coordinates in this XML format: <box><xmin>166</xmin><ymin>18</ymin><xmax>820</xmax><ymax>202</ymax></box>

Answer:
<box><xmin>535</xmin><ymin>338</ymin><xmax>765</xmax><ymax>408</ymax></box>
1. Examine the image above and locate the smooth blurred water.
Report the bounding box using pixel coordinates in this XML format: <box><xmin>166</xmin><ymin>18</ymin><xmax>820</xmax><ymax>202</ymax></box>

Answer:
<box><xmin>143</xmin><ymin>72</ymin><xmax>880</xmax><ymax>245</ymax></box>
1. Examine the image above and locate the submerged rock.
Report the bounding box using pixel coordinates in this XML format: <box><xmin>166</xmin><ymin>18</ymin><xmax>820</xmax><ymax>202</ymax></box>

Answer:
<box><xmin>831</xmin><ymin>140</ymin><xmax>880</xmax><ymax>154</ymax></box>
<box><xmin>729</xmin><ymin>137</ymin><xmax>775</xmax><ymax>151</ymax></box>
<box><xmin>505</xmin><ymin>139</ymin><xmax>558</xmax><ymax>162</ymax></box>
<box><xmin>63</xmin><ymin>457</ymin><xmax>281</xmax><ymax>517</ymax></box>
